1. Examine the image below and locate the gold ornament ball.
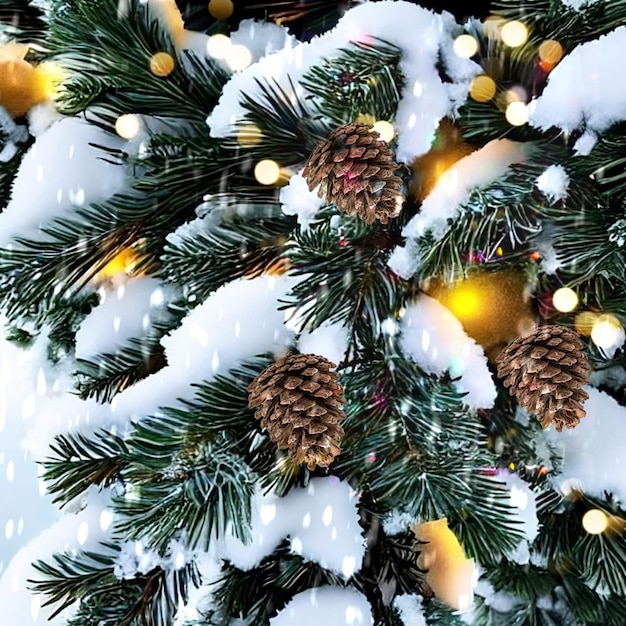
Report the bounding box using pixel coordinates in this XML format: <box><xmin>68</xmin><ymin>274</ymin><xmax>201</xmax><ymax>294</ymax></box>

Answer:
<box><xmin>0</xmin><ymin>58</ymin><xmax>47</xmax><ymax>118</ymax></box>
<box><xmin>425</xmin><ymin>268</ymin><xmax>535</xmax><ymax>355</ymax></box>
<box><xmin>149</xmin><ymin>51</ymin><xmax>176</xmax><ymax>77</ymax></box>
<box><xmin>209</xmin><ymin>0</ymin><xmax>234</xmax><ymax>20</ymax></box>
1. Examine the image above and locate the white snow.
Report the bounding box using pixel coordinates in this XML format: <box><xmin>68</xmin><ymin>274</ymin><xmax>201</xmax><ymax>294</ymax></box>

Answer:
<box><xmin>280</xmin><ymin>172</ymin><xmax>325</xmax><ymax>230</ymax></box>
<box><xmin>0</xmin><ymin>116</ymin><xmax>126</xmax><ymax>246</ymax></box>
<box><xmin>560</xmin><ymin>0</ymin><xmax>601</xmax><ymax>9</ymax></box>
<box><xmin>270</xmin><ymin>586</ymin><xmax>374</xmax><ymax>626</ymax></box>
<box><xmin>231</xmin><ymin>20</ymin><xmax>295</xmax><ymax>64</ymax></box>
<box><xmin>530</xmin><ymin>26</ymin><xmax>626</xmax><ymax>136</ymax></box>
<box><xmin>298</xmin><ymin>322</ymin><xmax>348</xmax><ymax>366</ymax></box>
<box><xmin>536</xmin><ymin>165</ymin><xmax>569</xmax><ymax>202</ymax></box>
<box><xmin>207</xmin><ymin>1</ymin><xmax>480</xmax><ymax>163</ymax></box>
<box><xmin>218</xmin><ymin>477</ymin><xmax>365</xmax><ymax>578</ymax></box>
<box><xmin>500</xmin><ymin>472</ymin><xmax>539</xmax><ymax>565</ymax></box>
<box><xmin>547</xmin><ymin>387</ymin><xmax>626</xmax><ymax>503</ymax></box>
<box><xmin>399</xmin><ymin>295</ymin><xmax>497</xmax><ymax>410</ymax></box>
<box><xmin>394</xmin><ymin>594</ymin><xmax>427</xmax><ymax>626</ymax></box>
<box><xmin>402</xmin><ymin>139</ymin><xmax>530</xmax><ymax>241</ymax></box>
<box><xmin>382</xmin><ymin>510</ymin><xmax>417</xmax><ymax>536</ymax></box>
<box><xmin>75</xmin><ymin>277</ymin><xmax>175</xmax><ymax>359</ymax></box>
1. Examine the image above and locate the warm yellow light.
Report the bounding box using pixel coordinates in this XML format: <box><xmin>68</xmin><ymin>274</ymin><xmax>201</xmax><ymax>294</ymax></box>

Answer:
<box><xmin>582</xmin><ymin>509</ymin><xmax>608</xmax><ymax>535</ymax></box>
<box><xmin>453</xmin><ymin>34</ymin><xmax>479</xmax><ymax>59</ymax></box>
<box><xmin>206</xmin><ymin>34</ymin><xmax>231</xmax><ymax>59</ymax></box>
<box><xmin>356</xmin><ymin>113</ymin><xmax>377</xmax><ymax>126</ymax></box>
<box><xmin>539</xmin><ymin>40</ymin><xmax>563</xmax><ymax>65</ymax></box>
<box><xmin>505</xmin><ymin>101</ymin><xmax>528</xmax><ymax>126</ymax></box>
<box><xmin>591</xmin><ymin>314</ymin><xmax>624</xmax><ymax>349</ymax></box>
<box><xmin>226</xmin><ymin>44</ymin><xmax>252</xmax><ymax>71</ymax></box>
<box><xmin>552</xmin><ymin>287</ymin><xmax>578</xmax><ymax>313</ymax></box>
<box><xmin>470</xmin><ymin>75</ymin><xmax>497</xmax><ymax>102</ymax></box>
<box><xmin>34</xmin><ymin>61</ymin><xmax>66</xmax><ymax>101</ymax></box>
<box><xmin>501</xmin><ymin>21</ymin><xmax>528</xmax><ymax>48</ymax></box>
<box><xmin>208</xmin><ymin>0</ymin><xmax>234</xmax><ymax>20</ymax></box>
<box><xmin>254</xmin><ymin>159</ymin><xmax>280</xmax><ymax>185</ymax></box>
<box><xmin>237</xmin><ymin>123</ymin><xmax>263</xmax><ymax>147</ymax></box>
<box><xmin>447</xmin><ymin>285</ymin><xmax>482</xmax><ymax>321</ymax></box>
<box><xmin>115</xmin><ymin>114</ymin><xmax>141</xmax><ymax>139</ymax></box>
<box><xmin>575</xmin><ymin>311</ymin><xmax>599</xmax><ymax>336</ymax></box>
<box><xmin>371</xmin><ymin>120</ymin><xmax>395</xmax><ymax>143</ymax></box>
<box><xmin>94</xmin><ymin>247</ymin><xmax>142</xmax><ymax>282</ymax></box>
<box><xmin>149</xmin><ymin>51</ymin><xmax>175</xmax><ymax>77</ymax></box>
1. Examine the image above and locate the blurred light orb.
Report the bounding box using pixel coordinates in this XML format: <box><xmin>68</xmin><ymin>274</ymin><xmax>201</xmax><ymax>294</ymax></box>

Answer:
<box><xmin>149</xmin><ymin>51</ymin><xmax>175</xmax><ymax>77</ymax></box>
<box><xmin>470</xmin><ymin>75</ymin><xmax>497</xmax><ymax>102</ymax></box>
<box><xmin>582</xmin><ymin>509</ymin><xmax>608</xmax><ymax>535</ymax></box>
<box><xmin>207</xmin><ymin>33</ymin><xmax>231</xmax><ymax>59</ymax></box>
<box><xmin>552</xmin><ymin>287</ymin><xmax>578</xmax><ymax>312</ymax></box>
<box><xmin>371</xmin><ymin>120</ymin><xmax>395</xmax><ymax>142</ymax></box>
<box><xmin>115</xmin><ymin>114</ymin><xmax>140</xmax><ymax>139</ymax></box>
<box><xmin>591</xmin><ymin>313</ymin><xmax>624</xmax><ymax>349</ymax></box>
<box><xmin>501</xmin><ymin>21</ymin><xmax>528</xmax><ymax>47</ymax></box>
<box><xmin>237</xmin><ymin>122</ymin><xmax>263</xmax><ymax>147</ymax></box>
<box><xmin>208</xmin><ymin>0</ymin><xmax>234</xmax><ymax>20</ymax></box>
<box><xmin>254</xmin><ymin>159</ymin><xmax>280</xmax><ymax>185</ymax></box>
<box><xmin>539</xmin><ymin>39</ymin><xmax>564</xmax><ymax>65</ymax></box>
<box><xmin>453</xmin><ymin>34</ymin><xmax>479</xmax><ymax>58</ymax></box>
<box><xmin>505</xmin><ymin>101</ymin><xmax>528</xmax><ymax>126</ymax></box>
<box><xmin>575</xmin><ymin>311</ymin><xmax>599</xmax><ymax>336</ymax></box>
<box><xmin>226</xmin><ymin>44</ymin><xmax>252</xmax><ymax>71</ymax></box>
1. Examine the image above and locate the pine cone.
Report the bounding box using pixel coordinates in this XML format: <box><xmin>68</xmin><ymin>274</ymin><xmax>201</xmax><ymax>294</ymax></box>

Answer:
<box><xmin>302</xmin><ymin>122</ymin><xmax>404</xmax><ymax>224</ymax></box>
<box><xmin>496</xmin><ymin>325</ymin><xmax>590</xmax><ymax>431</ymax></box>
<box><xmin>247</xmin><ymin>353</ymin><xmax>346</xmax><ymax>470</ymax></box>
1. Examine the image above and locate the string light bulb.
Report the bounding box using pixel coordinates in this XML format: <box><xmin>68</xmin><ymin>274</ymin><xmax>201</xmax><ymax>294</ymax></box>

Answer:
<box><xmin>371</xmin><ymin>120</ymin><xmax>395</xmax><ymax>142</ymax></box>
<box><xmin>115</xmin><ymin>114</ymin><xmax>141</xmax><ymax>139</ymax></box>
<box><xmin>591</xmin><ymin>313</ymin><xmax>624</xmax><ymax>350</ymax></box>
<box><xmin>254</xmin><ymin>160</ymin><xmax>280</xmax><ymax>185</ymax></box>
<box><xmin>453</xmin><ymin>34</ymin><xmax>478</xmax><ymax>58</ymax></box>
<box><xmin>470</xmin><ymin>75</ymin><xmax>496</xmax><ymax>102</ymax></box>
<box><xmin>505</xmin><ymin>101</ymin><xmax>528</xmax><ymax>126</ymax></box>
<box><xmin>226</xmin><ymin>44</ymin><xmax>252</xmax><ymax>71</ymax></box>
<box><xmin>539</xmin><ymin>40</ymin><xmax>563</xmax><ymax>65</ymax></box>
<box><xmin>207</xmin><ymin>34</ymin><xmax>231</xmax><ymax>59</ymax></box>
<box><xmin>552</xmin><ymin>287</ymin><xmax>578</xmax><ymax>312</ymax></box>
<box><xmin>501</xmin><ymin>21</ymin><xmax>528</xmax><ymax>48</ymax></box>
<box><xmin>582</xmin><ymin>509</ymin><xmax>608</xmax><ymax>535</ymax></box>
<box><xmin>149</xmin><ymin>51</ymin><xmax>175</xmax><ymax>77</ymax></box>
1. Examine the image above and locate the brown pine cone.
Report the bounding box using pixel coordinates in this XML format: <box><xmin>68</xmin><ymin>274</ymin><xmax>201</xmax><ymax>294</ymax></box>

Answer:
<box><xmin>302</xmin><ymin>122</ymin><xmax>404</xmax><ymax>225</ymax></box>
<box><xmin>496</xmin><ymin>325</ymin><xmax>590</xmax><ymax>431</ymax></box>
<box><xmin>247</xmin><ymin>353</ymin><xmax>346</xmax><ymax>470</ymax></box>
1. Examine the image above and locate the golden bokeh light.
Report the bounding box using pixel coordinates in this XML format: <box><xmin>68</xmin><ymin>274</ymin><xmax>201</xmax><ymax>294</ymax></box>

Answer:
<box><xmin>237</xmin><ymin>123</ymin><xmax>263</xmax><ymax>147</ymax></box>
<box><xmin>539</xmin><ymin>40</ymin><xmax>564</xmax><ymax>65</ymax></box>
<box><xmin>355</xmin><ymin>112</ymin><xmax>377</xmax><ymax>126</ymax></box>
<box><xmin>226</xmin><ymin>44</ymin><xmax>252</xmax><ymax>71</ymax></box>
<box><xmin>470</xmin><ymin>75</ymin><xmax>497</xmax><ymax>102</ymax></box>
<box><xmin>206</xmin><ymin>33</ymin><xmax>231</xmax><ymax>59</ymax></box>
<box><xmin>254</xmin><ymin>159</ymin><xmax>281</xmax><ymax>185</ymax></box>
<box><xmin>505</xmin><ymin>101</ymin><xmax>528</xmax><ymax>126</ymax></box>
<box><xmin>582</xmin><ymin>509</ymin><xmax>608</xmax><ymax>535</ymax></box>
<box><xmin>591</xmin><ymin>313</ymin><xmax>624</xmax><ymax>349</ymax></box>
<box><xmin>371</xmin><ymin>120</ymin><xmax>395</xmax><ymax>142</ymax></box>
<box><xmin>575</xmin><ymin>311</ymin><xmax>599</xmax><ymax>336</ymax></box>
<box><xmin>552</xmin><ymin>287</ymin><xmax>579</xmax><ymax>313</ymax></box>
<box><xmin>453</xmin><ymin>34</ymin><xmax>479</xmax><ymax>59</ymax></box>
<box><xmin>115</xmin><ymin>113</ymin><xmax>141</xmax><ymax>139</ymax></box>
<box><xmin>149</xmin><ymin>51</ymin><xmax>175</xmax><ymax>77</ymax></box>
<box><xmin>501</xmin><ymin>21</ymin><xmax>528</xmax><ymax>48</ymax></box>
<box><xmin>208</xmin><ymin>0</ymin><xmax>234</xmax><ymax>20</ymax></box>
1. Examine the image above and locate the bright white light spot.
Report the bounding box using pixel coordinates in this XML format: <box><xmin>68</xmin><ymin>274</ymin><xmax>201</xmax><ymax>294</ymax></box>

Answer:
<box><xmin>260</xmin><ymin>503</ymin><xmax>276</xmax><ymax>525</ymax></box>
<box><xmin>17</xmin><ymin>518</ymin><xmax>23</xmax><ymax>536</ymax></box>
<box><xmin>235</xmin><ymin>320</ymin><xmax>241</xmax><ymax>338</ymax></box>
<box><xmin>31</xmin><ymin>594</ymin><xmax>41</xmax><ymax>622</ymax></box>
<box><xmin>207</xmin><ymin>34</ymin><xmax>231</xmax><ymax>60</ymax></box>
<box><xmin>371</xmin><ymin>120</ymin><xmax>395</xmax><ymax>142</ymax></box>
<box><xmin>5</xmin><ymin>519</ymin><xmax>14</xmax><ymax>539</ymax></box>
<box><xmin>345</xmin><ymin>605</ymin><xmax>361</xmax><ymax>624</ymax></box>
<box><xmin>421</xmin><ymin>329</ymin><xmax>430</xmax><ymax>352</ymax></box>
<box><xmin>113</xmin><ymin>317</ymin><xmax>121</xmax><ymax>333</ymax></box>
<box><xmin>77</xmin><ymin>521</ymin><xmax>89</xmax><ymax>546</ymax></box>
<box><xmin>510</xmin><ymin>486</ymin><xmax>528</xmax><ymax>510</ymax></box>
<box><xmin>552</xmin><ymin>287</ymin><xmax>578</xmax><ymax>312</ymax></box>
<box><xmin>36</xmin><ymin>368</ymin><xmax>47</xmax><ymax>396</ymax></box>
<box><xmin>501</xmin><ymin>21</ymin><xmax>528</xmax><ymax>47</ymax></box>
<box><xmin>454</xmin><ymin>34</ymin><xmax>478</xmax><ymax>58</ymax></box>
<box><xmin>302</xmin><ymin>512</ymin><xmax>311</xmax><ymax>528</ymax></box>
<box><xmin>413</xmin><ymin>81</ymin><xmax>423</xmax><ymax>97</ymax></box>
<box><xmin>135</xmin><ymin>540</ymin><xmax>144</xmax><ymax>556</ymax></box>
<box><xmin>117</xmin><ymin>284</ymin><xmax>126</xmax><ymax>300</ymax></box>
<box><xmin>591</xmin><ymin>314</ymin><xmax>624</xmax><ymax>350</ymax></box>
<box><xmin>211</xmin><ymin>350</ymin><xmax>220</xmax><ymax>372</ymax></box>
<box><xmin>174</xmin><ymin>551</ymin><xmax>185</xmax><ymax>569</ymax></box>
<box><xmin>291</xmin><ymin>536</ymin><xmax>303</xmax><ymax>554</ymax></box>
<box><xmin>322</xmin><ymin>505</ymin><xmax>333</xmax><ymax>527</ymax></box>
<box><xmin>458</xmin><ymin>594</ymin><xmax>472</xmax><ymax>610</ymax></box>
<box><xmin>115</xmin><ymin>114</ymin><xmax>141</xmax><ymax>140</ymax></box>
<box><xmin>6</xmin><ymin>460</ymin><xmax>14</xmax><ymax>483</ymax></box>
<box><xmin>36</xmin><ymin>165</ymin><xmax>44</xmax><ymax>183</ymax></box>
<box><xmin>150</xmin><ymin>288</ymin><xmax>164</xmax><ymax>307</ymax></box>
<box><xmin>582</xmin><ymin>509</ymin><xmax>608</xmax><ymax>535</ymax></box>
<box><xmin>342</xmin><ymin>555</ymin><xmax>356</xmax><ymax>578</ymax></box>
<box><xmin>226</xmin><ymin>44</ymin><xmax>253</xmax><ymax>71</ymax></box>
<box><xmin>190</xmin><ymin>324</ymin><xmax>209</xmax><ymax>347</ymax></box>
<box><xmin>506</xmin><ymin>101</ymin><xmax>528</xmax><ymax>126</ymax></box>
<box><xmin>100</xmin><ymin>510</ymin><xmax>114</xmax><ymax>531</ymax></box>
<box><xmin>254</xmin><ymin>160</ymin><xmax>281</xmax><ymax>185</ymax></box>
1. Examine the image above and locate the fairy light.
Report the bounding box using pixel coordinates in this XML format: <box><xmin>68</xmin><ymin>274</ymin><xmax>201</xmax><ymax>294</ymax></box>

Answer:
<box><xmin>115</xmin><ymin>113</ymin><xmax>141</xmax><ymax>139</ymax></box>
<box><xmin>237</xmin><ymin>123</ymin><xmax>263</xmax><ymax>147</ymax></box>
<box><xmin>505</xmin><ymin>101</ymin><xmax>528</xmax><ymax>126</ymax></box>
<box><xmin>539</xmin><ymin>40</ymin><xmax>564</xmax><ymax>65</ymax></box>
<box><xmin>149</xmin><ymin>51</ymin><xmax>175</xmax><ymax>77</ymax></box>
<box><xmin>254</xmin><ymin>159</ymin><xmax>281</xmax><ymax>185</ymax></box>
<box><xmin>453</xmin><ymin>34</ymin><xmax>479</xmax><ymax>58</ymax></box>
<box><xmin>501</xmin><ymin>21</ymin><xmax>528</xmax><ymax>48</ymax></box>
<box><xmin>575</xmin><ymin>311</ymin><xmax>599</xmax><ymax>336</ymax></box>
<box><xmin>226</xmin><ymin>44</ymin><xmax>252</xmax><ymax>71</ymax></box>
<box><xmin>371</xmin><ymin>120</ymin><xmax>395</xmax><ymax>142</ymax></box>
<box><xmin>591</xmin><ymin>313</ymin><xmax>624</xmax><ymax>349</ymax></box>
<box><xmin>470</xmin><ymin>75</ymin><xmax>497</xmax><ymax>102</ymax></box>
<box><xmin>552</xmin><ymin>287</ymin><xmax>579</xmax><ymax>313</ymax></box>
<box><xmin>208</xmin><ymin>0</ymin><xmax>234</xmax><ymax>20</ymax></box>
<box><xmin>206</xmin><ymin>34</ymin><xmax>231</xmax><ymax>59</ymax></box>
<box><xmin>582</xmin><ymin>509</ymin><xmax>608</xmax><ymax>535</ymax></box>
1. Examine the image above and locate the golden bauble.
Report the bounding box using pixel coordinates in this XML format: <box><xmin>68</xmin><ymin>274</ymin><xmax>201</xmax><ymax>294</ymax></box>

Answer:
<box><xmin>410</xmin><ymin>120</ymin><xmax>474</xmax><ymax>202</ymax></box>
<box><xmin>424</xmin><ymin>268</ymin><xmax>536</xmax><ymax>356</ymax></box>
<box><xmin>0</xmin><ymin>58</ymin><xmax>47</xmax><ymax>118</ymax></box>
